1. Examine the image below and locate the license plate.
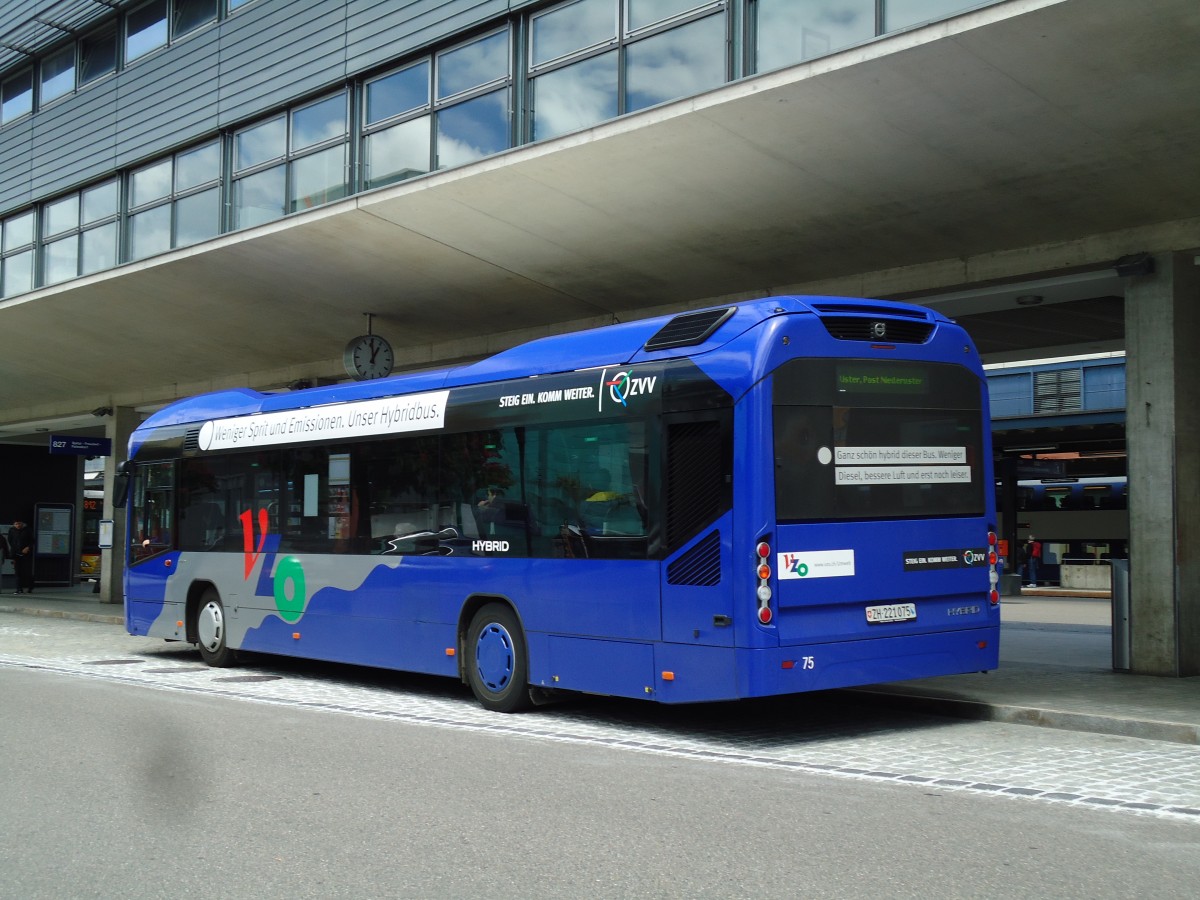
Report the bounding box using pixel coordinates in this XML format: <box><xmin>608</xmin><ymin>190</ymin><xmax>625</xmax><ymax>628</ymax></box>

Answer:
<box><xmin>865</xmin><ymin>602</ymin><xmax>917</xmax><ymax>624</ymax></box>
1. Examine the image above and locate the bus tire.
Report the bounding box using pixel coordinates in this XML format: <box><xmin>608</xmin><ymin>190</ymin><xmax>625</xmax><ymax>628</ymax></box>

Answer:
<box><xmin>195</xmin><ymin>589</ymin><xmax>237</xmax><ymax>667</ymax></box>
<box><xmin>466</xmin><ymin>603</ymin><xmax>532</xmax><ymax>713</ymax></box>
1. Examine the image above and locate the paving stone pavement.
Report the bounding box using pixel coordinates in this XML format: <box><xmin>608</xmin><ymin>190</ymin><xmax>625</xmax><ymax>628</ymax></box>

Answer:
<box><xmin>2</xmin><ymin>614</ymin><xmax>1199</xmax><ymax>825</ymax></box>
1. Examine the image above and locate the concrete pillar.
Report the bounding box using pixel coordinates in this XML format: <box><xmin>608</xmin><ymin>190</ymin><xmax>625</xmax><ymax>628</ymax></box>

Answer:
<box><xmin>99</xmin><ymin>406</ymin><xmax>140</xmax><ymax>605</ymax></box>
<box><xmin>1124</xmin><ymin>250</ymin><xmax>1200</xmax><ymax>676</ymax></box>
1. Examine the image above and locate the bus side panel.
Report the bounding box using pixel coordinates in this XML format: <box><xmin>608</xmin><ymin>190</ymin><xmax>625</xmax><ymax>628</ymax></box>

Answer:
<box><xmin>659</xmin><ymin>523</ymin><xmax>735</xmax><ymax>647</ymax></box>
<box><xmin>246</xmin><ymin>603</ymin><xmax>460</xmax><ymax>678</ymax></box>
<box><xmin>125</xmin><ymin>553</ymin><xmax>177</xmax><ymax>637</ymax></box>
<box><xmin>651</xmin><ymin>642</ymin><xmax>740</xmax><ymax>702</ymax></box>
<box><xmin>540</xmin><ymin>636</ymin><xmax>656</xmax><ymax>699</ymax></box>
<box><xmin>235</xmin><ymin>556</ymin><xmax>458</xmax><ymax>676</ymax></box>
<box><xmin>517</xmin><ymin>558</ymin><xmax>662</xmax><ymax>641</ymax></box>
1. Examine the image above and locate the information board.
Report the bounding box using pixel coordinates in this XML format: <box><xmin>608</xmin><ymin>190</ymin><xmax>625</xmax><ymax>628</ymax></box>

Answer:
<box><xmin>34</xmin><ymin>502</ymin><xmax>75</xmax><ymax>587</ymax></box>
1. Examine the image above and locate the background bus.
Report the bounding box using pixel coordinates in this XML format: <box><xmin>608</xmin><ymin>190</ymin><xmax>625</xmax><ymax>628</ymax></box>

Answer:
<box><xmin>123</xmin><ymin>296</ymin><xmax>1000</xmax><ymax>711</ymax></box>
<box><xmin>80</xmin><ymin>489</ymin><xmax>103</xmax><ymax>581</ymax></box>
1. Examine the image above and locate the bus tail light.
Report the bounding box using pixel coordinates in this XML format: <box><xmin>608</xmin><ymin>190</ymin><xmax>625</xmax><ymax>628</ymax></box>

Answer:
<box><xmin>755</xmin><ymin>537</ymin><xmax>773</xmax><ymax>625</ymax></box>
<box><xmin>987</xmin><ymin>528</ymin><xmax>1000</xmax><ymax>605</ymax></box>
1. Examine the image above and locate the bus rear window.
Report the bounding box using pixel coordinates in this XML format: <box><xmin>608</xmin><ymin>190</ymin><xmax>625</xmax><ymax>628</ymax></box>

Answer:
<box><xmin>773</xmin><ymin>359</ymin><xmax>985</xmax><ymax>521</ymax></box>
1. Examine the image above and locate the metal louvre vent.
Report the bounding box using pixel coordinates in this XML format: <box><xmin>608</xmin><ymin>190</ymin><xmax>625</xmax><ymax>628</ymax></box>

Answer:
<box><xmin>819</xmin><ymin>317</ymin><xmax>933</xmax><ymax>343</ymax></box>
<box><xmin>645</xmin><ymin>307</ymin><xmax>736</xmax><ymax>351</ymax></box>
<box><xmin>183</xmin><ymin>428</ymin><xmax>201</xmax><ymax>453</ymax></box>
<box><xmin>666</xmin><ymin>420</ymin><xmax>723</xmax><ymax>550</ymax></box>
<box><xmin>812</xmin><ymin>303</ymin><xmax>928</xmax><ymax>319</ymax></box>
<box><xmin>667</xmin><ymin>530</ymin><xmax>722</xmax><ymax>586</ymax></box>
<box><xmin>1034</xmin><ymin>368</ymin><xmax>1082</xmax><ymax>413</ymax></box>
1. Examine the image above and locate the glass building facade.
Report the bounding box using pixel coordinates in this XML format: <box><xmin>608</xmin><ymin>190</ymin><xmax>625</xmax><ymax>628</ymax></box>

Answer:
<box><xmin>0</xmin><ymin>0</ymin><xmax>996</xmax><ymax>298</ymax></box>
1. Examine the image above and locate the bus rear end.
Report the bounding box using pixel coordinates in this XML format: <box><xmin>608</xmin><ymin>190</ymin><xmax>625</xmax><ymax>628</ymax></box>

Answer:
<box><xmin>751</xmin><ymin>329</ymin><xmax>999</xmax><ymax>694</ymax></box>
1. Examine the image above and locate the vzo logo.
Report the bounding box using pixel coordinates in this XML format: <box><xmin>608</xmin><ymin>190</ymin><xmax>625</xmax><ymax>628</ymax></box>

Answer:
<box><xmin>782</xmin><ymin>554</ymin><xmax>809</xmax><ymax>577</ymax></box>
<box><xmin>240</xmin><ymin>508</ymin><xmax>306</xmax><ymax>624</ymax></box>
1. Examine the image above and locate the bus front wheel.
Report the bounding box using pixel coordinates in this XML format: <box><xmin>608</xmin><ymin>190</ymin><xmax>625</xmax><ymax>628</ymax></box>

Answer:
<box><xmin>466</xmin><ymin>604</ymin><xmax>532</xmax><ymax>713</ymax></box>
<box><xmin>196</xmin><ymin>589</ymin><xmax>236</xmax><ymax>667</ymax></box>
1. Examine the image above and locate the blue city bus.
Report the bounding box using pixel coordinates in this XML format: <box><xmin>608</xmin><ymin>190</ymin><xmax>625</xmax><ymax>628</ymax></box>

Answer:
<box><xmin>123</xmin><ymin>296</ymin><xmax>1000</xmax><ymax>711</ymax></box>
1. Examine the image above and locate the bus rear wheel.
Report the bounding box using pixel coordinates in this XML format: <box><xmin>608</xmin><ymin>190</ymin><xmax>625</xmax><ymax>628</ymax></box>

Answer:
<box><xmin>466</xmin><ymin>603</ymin><xmax>532</xmax><ymax>713</ymax></box>
<box><xmin>196</xmin><ymin>589</ymin><xmax>236</xmax><ymax>667</ymax></box>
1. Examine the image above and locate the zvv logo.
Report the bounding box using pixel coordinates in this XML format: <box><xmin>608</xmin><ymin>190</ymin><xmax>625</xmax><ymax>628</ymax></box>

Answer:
<box><xmin>599</xmin><ymin>369</ymin><xmax>657</xmax><ymax>410</ymax></box>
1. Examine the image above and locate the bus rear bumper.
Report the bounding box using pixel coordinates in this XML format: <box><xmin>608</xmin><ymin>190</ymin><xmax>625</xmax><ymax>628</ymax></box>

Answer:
<box><xmin>652</xmin><ymin>626</ymin><xmax>1000</xmax><ymax>704</ymax></box>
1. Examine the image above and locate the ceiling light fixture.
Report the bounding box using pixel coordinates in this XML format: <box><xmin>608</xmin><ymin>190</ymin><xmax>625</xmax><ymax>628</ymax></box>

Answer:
<box><xmin>1014</xmin><ymin>294</ymin><xmax>1043</xmax><ymax>306</ymax></box>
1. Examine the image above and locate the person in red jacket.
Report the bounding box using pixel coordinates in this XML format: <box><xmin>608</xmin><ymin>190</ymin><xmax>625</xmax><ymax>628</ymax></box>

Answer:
<box><xmin>1023</xmin><ymin>535</ymin><xmax>1042</xmax><ymax>586</ymax></box>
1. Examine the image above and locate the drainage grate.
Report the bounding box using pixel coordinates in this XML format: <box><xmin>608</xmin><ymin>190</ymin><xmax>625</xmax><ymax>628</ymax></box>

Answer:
<box><xmin>84</xmin><ymin>659</ymin><xmax>143</xmax><ymax>665</ymax></box>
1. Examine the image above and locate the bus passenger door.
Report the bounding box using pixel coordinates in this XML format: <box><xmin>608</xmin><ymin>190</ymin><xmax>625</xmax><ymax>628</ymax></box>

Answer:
<box><xmin>659</xmin><ymin>415</ymin><xmax>735</xmax><ymax>647</ymax></box>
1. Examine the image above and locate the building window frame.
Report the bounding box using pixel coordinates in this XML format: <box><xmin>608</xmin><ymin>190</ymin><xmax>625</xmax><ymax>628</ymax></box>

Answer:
<box><xmin>1</xmin><ymin>66</ymin><xmax>34</xmax><ymax>125</ymax></box>
<box><xmin>232</xmin><ymin>89</ymin><xmax>351</xmax><ymax>228</ymax></box>
<box><xmin>39</xmin><ymin>45</ymin><xmax>78</xmax><ymax>107</ymax></box>
<box><xmin>526</xmin><ymin>0</ymin><xmax>727</xmax><ymax>142</ymax></box>
<box><xmin>127</xmin><ymin>139</ymin><xmax>223</xmax><ymax>261</ymax></box>
<box><xmin>79</xmin><ymin>26</ymin><xmax>119</xmax><ymax>86</ymax></box>
<box><xmin>1</xmin><ymin>209</ymin><xmax>37</xmax><ymax>298</ymax></box>
<box><xmin>125</xmin><ymin>0</ymin><xmax>171</xmax><ymax>65</ymax></box>
<box><xmin>38</xmin><ymin>179</ymin><xmax>121</xmax><ymax>286</ymax></box>
<box><xmin>361</xmin><ymin>26</ymin><xmax>515</xmax><ymax>190</ymax></box>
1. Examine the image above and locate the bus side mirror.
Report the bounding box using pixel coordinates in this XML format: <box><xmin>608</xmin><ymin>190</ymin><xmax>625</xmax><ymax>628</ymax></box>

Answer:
<box><xmin>114</xmin><ymin>460</ymin><xmax>132</xmax><ymax>507</ymax></box>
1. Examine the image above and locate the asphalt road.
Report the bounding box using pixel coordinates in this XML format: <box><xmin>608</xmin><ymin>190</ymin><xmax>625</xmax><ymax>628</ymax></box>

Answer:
<box><xmin>3</xmin><ymin>666</ymin><xmax>1199</xmax><ymax>900</ymax></box>
<box><xmin>2</xmin><ymin>612</ymin><xmax>1199</xmax><ymax>898</ymax></box>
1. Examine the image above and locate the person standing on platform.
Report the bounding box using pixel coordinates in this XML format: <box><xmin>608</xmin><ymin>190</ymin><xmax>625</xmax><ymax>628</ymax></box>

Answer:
<box><xmin>1023</xmin><ymin>534</ymin><xmax>1042</xmax><ymax>586</ymax></box>
<box><xmin>8</xmin><ymin>519</ymin><xmax>33</xmax><ymax>594</ymax></box>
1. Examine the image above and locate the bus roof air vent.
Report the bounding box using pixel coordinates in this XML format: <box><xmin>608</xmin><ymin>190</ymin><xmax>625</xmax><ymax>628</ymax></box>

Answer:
<box><xmin>644</xmin><ymin>307</ymin><xmax>736</xmax><ymax>352</ymax></box>
<box><xmin>183</xmin><ymin>428</ymin><xmax>201</xmax><ymax>453</ymax></box>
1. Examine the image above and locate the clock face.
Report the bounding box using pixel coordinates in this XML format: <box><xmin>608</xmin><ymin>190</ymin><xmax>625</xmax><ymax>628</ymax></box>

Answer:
<box><xmin>344</xmin><ymin>334</ymin><xmax>394</xmax><ymax>380</ymax></box>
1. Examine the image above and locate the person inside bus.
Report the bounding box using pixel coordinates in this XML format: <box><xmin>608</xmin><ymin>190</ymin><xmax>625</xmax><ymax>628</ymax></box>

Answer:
<box><xmin>579</xmin><ymin>470</ymin><xmax>619</xmax><ymax>534</ymax></box>
<box><xmin>135</xmin><ymin>516</ymin><xmax>171</xmax><ymax>559</ymax></box>
<box><xmin>8</xmin><ymin>519</ymin><xmax>33</xmax><ymax>593</ymax></box>
<box><xmin>581</xmin><ymin>469</ymin><xmax>645</xmax><ymax>536</ymax></box>
<box><xmin>475</xmin><ymin>487</ymin><xmax>505</xmax><ymax>533</ymax></box>
<box><xmin>584</xmin><ymin>469</ymin><xmax>621</xmax><ymax>503</ymax></box>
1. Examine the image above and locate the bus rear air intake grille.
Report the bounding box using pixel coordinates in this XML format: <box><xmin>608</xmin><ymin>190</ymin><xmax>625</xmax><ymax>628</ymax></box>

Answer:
<box><xmin>645</xmin><ymin>307</ymin><xmax>737</xmax><ymax>351</ymax></box>
<box><xmin>667</xmin><ymin>530</ymin><xmax>722</xmax><ymax>586</ymax></box>
<box><xmin>812</xmin><ymin>303</ymin><xmax>928</xmax><ymax>319</ymax></box>
<box><xmin>183</xmin><ymin>428</ymin><xmax>201</xmax><ymax>452</ymax></box>
<box><xmin>820</xmin><ymin>317</ymin><xmax>933</xmax><ymax>343</ymax></box>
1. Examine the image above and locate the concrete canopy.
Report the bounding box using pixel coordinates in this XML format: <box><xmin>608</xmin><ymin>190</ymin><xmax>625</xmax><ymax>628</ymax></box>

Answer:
<box><xmin>1</xmin><ymin>0</ymin><xmax>1197</xmax><ymax>439</ymax></box>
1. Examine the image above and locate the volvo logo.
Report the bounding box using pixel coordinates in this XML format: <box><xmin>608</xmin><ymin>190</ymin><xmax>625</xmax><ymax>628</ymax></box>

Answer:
<box><xmin>870</xmin><ymin>321</ymin><xmax>888</xmax><ymax>339</ymax></box>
